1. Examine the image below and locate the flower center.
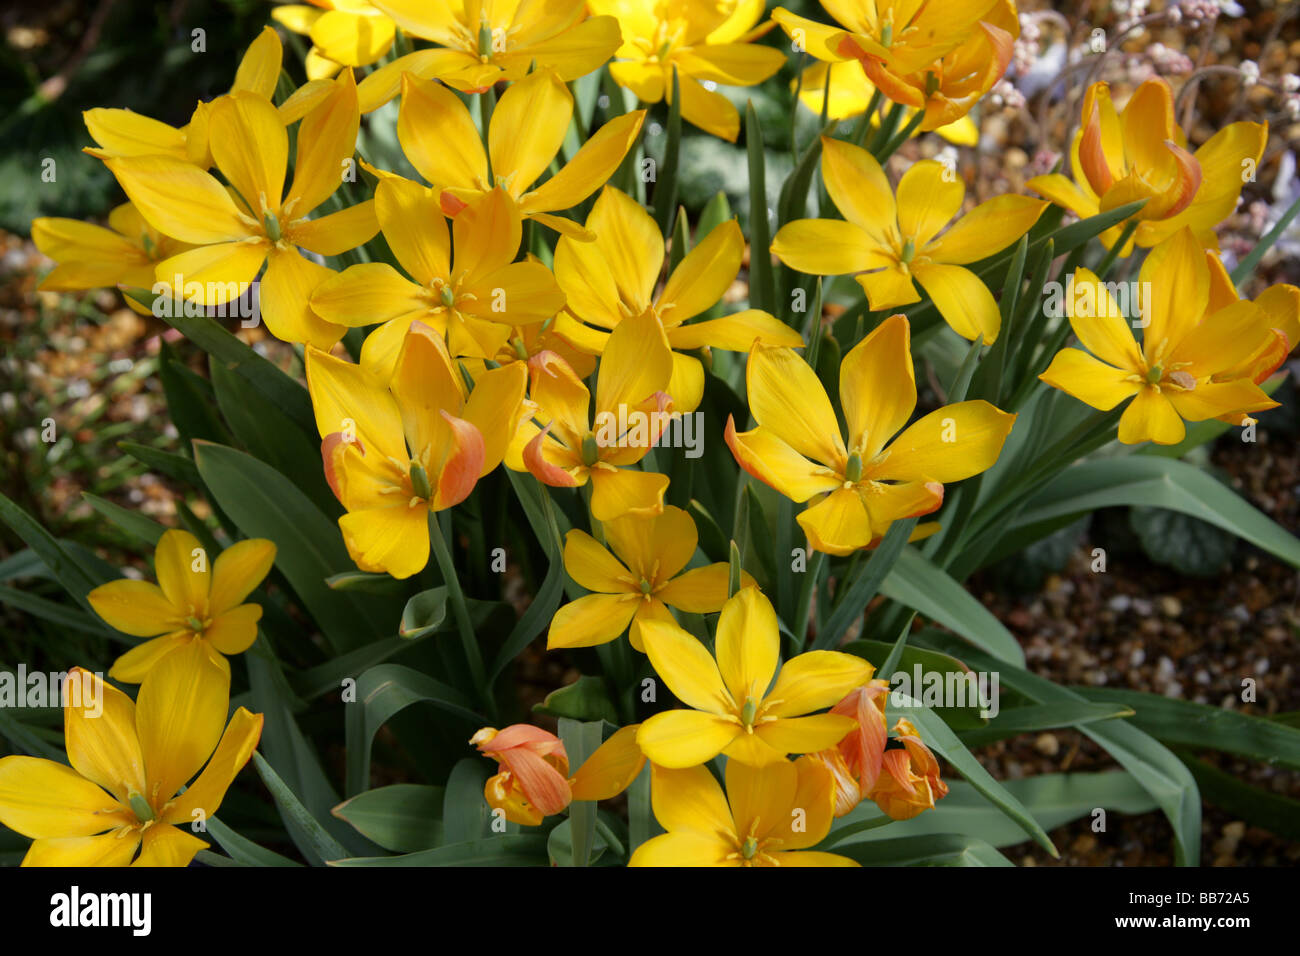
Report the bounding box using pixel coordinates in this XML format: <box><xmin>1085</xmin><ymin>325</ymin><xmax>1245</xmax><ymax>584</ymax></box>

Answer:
<box><xmin>581</xmin><ymin>433</ymin><xmax>601</xmax><ymax>467</ymax></box>
<box><xmin>741</xmin><ymin>836</ymin><xmax>759</xmax><ymax>860</ymax></box>
<box><xmin>740</xmin><ymin>697</ymin><xmax>759</xmax><ymax>729</ymax></box>
<box><xmin>263</xmin><ymin>211</ymin><xmax>281</xmax><ymax>242</ymax></box>
<box><xmin>408</xmin><ymin>462</ymin><xmax>433</xmax><ymax>500</ymax></box>
<box><xmin>844</xmin><ymin>452</ymin><xmax>864</xmax><ymax>483</ymax></box>
<box><xmin>1145</xmin><ymin>365</ymin><xmax>1163</xmax><ymax>385</ymax></box>
<box><xmin>127</xmin><ymin>791</ymin><xmax>155</xmax><ymax>823</ymax></box>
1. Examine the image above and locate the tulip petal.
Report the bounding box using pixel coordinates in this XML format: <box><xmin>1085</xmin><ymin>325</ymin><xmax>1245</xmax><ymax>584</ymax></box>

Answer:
<box><xmin>520</xmin><ymin>111</ymin><xmax>645</xmax><ymax>214</ymax></box>
<box><xmin>658</xmin><ymin>220</ymin><xmax>743</xmax><ymax>325</ymax></box>
<box><xmin>746</xmin><ymin>343</ymin><xmax>846</xmax><ymax>467</ymax></box>
<box><xmin>104</xmin><ymin>155</ymin><xmax>252</xmax><ymax>244</ymax></box>
<box><xmin>841</xmin><ymin>313</ymin><xmax>915</xmax><ymax>459</ymax></box>
<box><xmin>872</xmin><ymin>400</ymin><xmax>1015</xmax><ymax>484</ymax></box>
<box><xmin>0</xmin><ymin>757</ymin><xmax>129</xmax><ymax>839</ymax></box>
<box><xmin>489</xmin><ymin>69</ymin><xmax>571</xmax><ymax>197</ymax></box>
<box><xmin>261</xmin><ymin>248</ymin><xmax>346</xmax><ymax>349</ymax></box>
<box><xmin>715</xmin><ymin>587</ymin><xmax>780</xmax><ymax>709</ymax></box>
<box><xmin>766</xmin><ymin>651</ymin><xmax>874</xmax><ymax>717</ymax></box>
<box><xmin>724</xmin><ymin>419</ymin><xmax>842</xmax><ymax>502</ymax></box>
<box><xmin>88</xmin><ymin>579</ymin><xmax>178</xmax><ymax>637</ymax></box>
<box><xmin>397</xmin><ymin>73</ymin><xmax>487</xmax><ymax>190</ymax></box>
<box><xmin>203</xmin><ymin>604</ymin><xmax>262</xmax><ymax>655</ymax></box>
<box><xmin>568</xmin><ymin>724</ymin><xmax>646</xmax><ymax>802</ymax></box>
<box><xmin>546</xmin><ymin>593</ymin><xmax>638</xmax><ymax>649</ymax></box>
<box><xmin>132</xmin><ymin>823</ymin><xmax>208</xmax><ymax>867</ymax></box>
<box><xmin>23</xmin><ymin>832</ymin><xmax>141</xmax><ymax>867</ymax></box>
<box><xmin>1117</xmin><ymin>386</ymin><xmax>1185</xmax><ymax>445</ymax></box>
<box><xmin>770</xmin><ymin>218</ymin><xmax>889</xmax><ymax>277</ymax></box>
<box><xmin>588</xmin><ymin>467</ymin><xmax>669</xmax><ymax>521</ymax></box>
<box><xmin>911</xmin><ymin>262</ymin><xmax>1001</xmax><ymax>343</ymax></box>
<box><xmin>927</xmin><ymin>195</ymin><xmax>1048</xmax><ymax>265</ymax></box>
<box><xmin>1039</xmin><ymin>348</ymin><xmax>1141</xmax><ymax>411</ymax></box>
<box><xmin>897</xmin><ymin>160</ymin><xmax>963</xmax><ymax>249</ymax></box>
<box><xmin>637</xmin><ymin>618</ymin><xmax>732</xmax><ymax>714</ymax></box>
<box><xmin>208</xmin><ymin>539</ymin><xmax>276</xmax><ymax>617</ymax></box>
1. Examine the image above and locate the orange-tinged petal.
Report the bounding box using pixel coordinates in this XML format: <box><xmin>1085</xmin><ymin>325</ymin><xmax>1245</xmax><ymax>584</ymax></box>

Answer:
<box><xmin>496</xmin><ymin>747</ymin><xmax>571</xmax><ymax>817</ymax></box>
<box><xmin>462</xmin><ymin>361</ymin><xmax>529</xmax><ymax>474</ymax></box>
<box><xmin>431</xmin><ymin>411</ymin><xmax>485</xmax><ymax>510</ymax></box>
<box><xmin>724</xmin><ymin>418</ymin><xmax>842</xmax><ymax>502</ymax></box>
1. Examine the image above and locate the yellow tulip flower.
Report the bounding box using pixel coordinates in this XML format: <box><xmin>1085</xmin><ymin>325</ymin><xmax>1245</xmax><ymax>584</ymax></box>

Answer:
<box><xmin>508</xmin><ymin>309</ymin><xmax>675</xmax><ymax>522</ymax></box>
<box><xmin>87</xmin><ymin>529</ymin><xmax>276</xmax><ymax>683</ymax></box>
<box><xmin>369</xmin><ymin>0</ymin><xmax>621</xmax><ymax>89</ymax></box>
<box><xmin>306</xmin><ymin>321</ymin><xmax>527</xmax><ymax>579</ymax></box>
<box><xmin>1039</xmin><ymin>228</ymin><xmax>1279</xmax><ymax>445</ymax></box>
<box><xmin>31</xmin><ymin>203</ymin><xmax>193</xmax><ymax>315</ymax></box>
<box><xmin>629</xmin><ymin>756</ymin><xmax>857</xmax><ymax>866</ymax></box>
<box><xmin>272</xmin><ymin>1</ymin><xmax>398</xmax><ymax>80</ymax></box>
<box><xmin>310</xmin><ymin>184</ymin><xmax>565</xmax><ymax>380</ymax></box>
<box><xmin>83</xmin><ymin>25</ymin><xmax>282</xmax><ymax>168</ymax></box>
<box><xmin>635</xmin><ymin>587</ymin><xmax>871</xmax><ymax>767</ymax></box>
<box><xmin>1028</xmin><ymin>78</ymin><xmax>1267</xmax><ymax>254</ymax></box>
<box><xmin>591</xmin><ymin>0</ymin><xmax>785</xmax><ymax>141</ymax></box>
<box><xmin>772</xmin><ymin>138</ymin><xmax>1047</xmax><ymax>344</ymax></box>
<box><xmin>0</xmin><ymin>646</ymin><xmax>262</xmax><ymax>867</ymax></box>
<box><xmin>385</xmin><ymin>69</ymin><xmax>644</xmax><ymax>241</ymax></box>
<box><xmin>773</xmin><ymin>0</ymin><xmax>1017</xmax><ymax>131</ymax></box>
<box><xmin>548</xmin><ymin>505</ymin><xmax>753</xmax><ymax>651</ymax></box>
<box><xmin>727</xmin><ymin>315</ymin><xmax>1015</xmax><ymax>556</ymax></box>
<box><xmin>554</xmin><ymin>186</ymin><xmax>803</xmax><ymax>412</ymax></box>
<box><xmin>103</xmin><ymin>72</ymin><xmax>379</xmax><ymax>349</ymax></box>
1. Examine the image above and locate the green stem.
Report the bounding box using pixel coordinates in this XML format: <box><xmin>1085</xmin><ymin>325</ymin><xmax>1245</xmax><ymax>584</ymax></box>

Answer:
<box><xmin>850</xmin><ymin>89</ymin><xmax>884</xmax><ymax>146</ymax></box>
<box><xmin>874</xmin><ymin>106</ymin><xmax>926</xmax><ymax>162</ymax></box>
<box><xmin>1095</xmin><ymin>220</ymin><xmax>1138</xmax><ymax>279</ymax></box>
<box><xmin>793</xmin><ymin>551</ymin><xmax>826</xmax><ymax>649</ymax></box>
<box><xmin>427</xmin><ymin>511</ymin><xmax>491</xmax><ymax>716</ymax></box>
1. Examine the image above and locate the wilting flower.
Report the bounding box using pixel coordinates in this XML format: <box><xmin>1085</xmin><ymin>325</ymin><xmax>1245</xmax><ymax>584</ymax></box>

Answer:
<box><xmin>629</xmin><ymin>756</ymin><xmax>856</xmax><ymax>866</ymax></box>
<box><xmin>306</xmin><ymin>322</ymin><xmax>527</xmax><ymax>578</ymax></box>
<box><xmin>555</xmin><ymin>186</ymin><xmax>803</xmax><ymax>411</ymax></box>
<box><xmin>1039</xmin><ymin>228</ymin><xmax>1278</xmax><ymax>445</ymax></box>
<box><xmin>774</xmin><ymin>0</ymin><xmax>1017</xmax><ymax>130</ymax></box>
<box><xmin>471</xmin><ymin>724</ymin><xmax>645</xmax><ymax>825</ymax></box>
<box><xmin>384</xmin><ymin>69</ymin><xmax>644</xmax><ymax>240</ymax></box>
<box><xmin>88</xmin><ymin>529</ymin><xmax>275</xmax><ymax>683</ymax></box>
<box><xmin>271</xmin><ymin>1</ymin><xmax>398</xmax><ymax>79</ymax></box>
<box><xmin>1027</xmin><ymin>78</ymin><xmax>1267</xmax><ymax>252</ymax></box>
<box><xmin>0</xmin><ymin>646</ymin><xmax>262</xmax><ymax>866</ymax></box>
<box><xmin>772</xmin><ymin>138</ymin><xmax>1047</xmax><ymax>343</ymax></box>
<box><xmin>810</xmin><ymin>681</ymin><xmax>889</xmax><ymax>816</ymax></box>
<box><xmin>636</xmin><ymin>587</ymin><xmax>870</xmax><ymax>767</ymax></box>
<box><xmin>83</xmin><ymin>26</ymin><xmax>282</xmax><ymax>168</ymax></box>
<box><xmin>104</xmin><ymin>72</ymin><xmax>379</xmax><ymax>349</ymax></box>
<box><xmin>870</xmin><ymin>718</ymin><xmax>949</xmax><ymax>820</ymax></box>
<box><xmin>311</xmin><ymin>184</ymin><xmax>564</xmax><ymax>379</ymax></box>
<box><xmin>31</xmin><ymin>203</ymin><xmax>192</xmax><ymax>315</ymax></box>
<box><xmin>508</xmin><ymin>309</ymin><xmax>675</xmax><ymax>522</ymax></box>
<box><xmin>592</xmin><ymin>0</ymin><xmax>785</xmax><ymax>141</ymax></box>
<box><xmin>792</xmin><ymin>60</ymin><xmax>977</xmax><ymax>145</ymax></box>
<box><xmin>727</xmin><ymin>315</ymin><xmax>1016</xmax><ymax>555</ymax></box>
<box><xmin>548</xmin><ymin>505</ymin><xmax>752</xmax><ymax>651</ymax></box>
<box><xmin>369</xmin><ymin>0</ymin><xmax>621</xmax><ymax>90</ymax></box>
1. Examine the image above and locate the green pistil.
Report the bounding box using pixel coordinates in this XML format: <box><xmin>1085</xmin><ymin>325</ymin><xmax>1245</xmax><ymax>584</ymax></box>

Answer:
<box><xmin>263</xmin><ymin>212</ymin><xmax>281</xmax><ymax>242</ymax></box>
<box><xmin>128</xmin><ymin>791</ymin><xmax>155</xmax><ymax>823</ymax></box>
<box><xmin>409</xmin><ymin>463</ymin><xmax>432</xmax><ymax>500</ymax></box>
<box><xmin>186</xmin><ymin>616</ymin><xmax>204</xmax><ymax>632</ymax></box>
<box><xmin>844</xmin><ymin>452</ymin><xmax>863</xmax><ymax>483</ymax></box>
<box><xmin>900</xmin><ymin>238</ymin><xmax>916</xmax><ymax>264</ymax></box>
<box><xmin>925</xmin><ymin>71</ymin><xmax>940</xmax><ymax>97</ymax></box>
<box><xmin>639</xmin><ymin>578</ymin><xmax>652</xmax><ymax>595</ymax></box>
<box><xmin>581</xmin><ymin>433</ymin><xmax>600</xmax><ymax>467</ymax></box>
<box><xmin>1146</xmin><ymin>366</ymin><xmax>1163</xmax><ymax>385</ymax></box>
<box><xmin>511</xmin><ymin>338</ymin><xmax>529</xmax><ymax>360</ymax></box>
<box><xmin>741</xmin><ymin>836</ymin><xmax>758</xmax><ymax>860</ymax></box>
<box><xmin>741</xmin><ymin>697</ymin><xmax>758</xmax><ymax>727</ymax></box>
<box><xmin>478</xmin><ymin>23</ymin><xmax>493</xmax><ymax>56</ymax></box>
<box><xmin>440</xmin><ymin>286</ymin><xmax>456</xmax><ymax>309</ymax></box>
<box><xmin>141</xmin><ymin>233</ymin><xmax>156</xmax><ymax>258</ymax></box>
<box><xmin>880</xmin><ymin>23</ymin><xmax>893</xmax><ymax>47</ymax></box>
